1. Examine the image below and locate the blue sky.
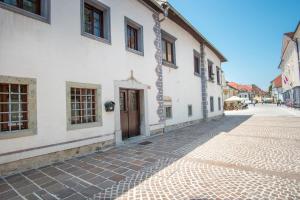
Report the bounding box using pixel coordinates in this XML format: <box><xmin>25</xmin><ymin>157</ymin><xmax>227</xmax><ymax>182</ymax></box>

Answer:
<box><xmin>168</xmin><ymin>0</ymin><xmax>300</xmax><ymax>90</ymax></box>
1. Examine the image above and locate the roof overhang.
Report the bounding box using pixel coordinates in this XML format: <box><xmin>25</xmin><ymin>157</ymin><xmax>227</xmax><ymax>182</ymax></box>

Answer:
<box><xmin>141</xmin><ymin>0</ymin><xmax>227</xmax><ymax>62</ymax></box>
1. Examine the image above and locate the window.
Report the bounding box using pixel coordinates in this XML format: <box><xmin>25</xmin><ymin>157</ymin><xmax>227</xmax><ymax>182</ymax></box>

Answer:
<box><xmin>0</xmin><ymin>84</ymin><xmax>28</xmax><ymax>132</ymax></box>
<box><xmin>188</xmin><ymin>105</ymin><xmax>192</xmax><ymax>117</ymax></box>
<box><xmin>210</xmin><ymin>96</ymin><xmax>214</xmax><ymax>112</ymax></box>
<box><xmin>216</xmin><ymin>67</ymin><xmax>221</xmax><ymax>84</ymax></box>
<box><xmin>124</xmin><ymin>17</ymin><xmax>144</xmax><ymax>55</ymax></box>
<box><xmin>127</xmin><ymin>25</ymin><xmax>138</xmax><ymax>50</ymax></box>
<box><xmin>71</xmin><ymin>88</ymin><xmax>96</xmax><ymax>124</ymax></box>
<box><xmin>84</xmin><ymin>3</ymin><xmax>104</xmax><ymax>38</ymax></box>
<box><xmin>194</xmin><ymin>50</ymin><xmax>200</xmax><ymax>75</ymax></box>
<box><xmin>208</xmin><ymin>60</ymin><xmax>214</xmax><ymax>81</ymax></box>
<box><xmin>0</xmin><ymin>76</ymin><xmax>37</xmax><ymax>139</ymax></box>
<box><xmin>66</xmin><ymin>82</ymin><xmax>102</xmax><ymax>130</ymax></box>
<box><xmin>161</xmin><ymin>30</ymin><xmax>177</xmax><ymax>68</ymax></box>
<box><xmin>218</xmin><ymin>97</ymin><xmax>221</xmax><ymax>111</ymax></box>
<box><xmin>0</xmin><ymin>0</ymin><xmax>50</xmax><ymax>23</ymax></box>
<box><xmin>165</xmin><ymin>106</ymin><xmax>172</xmax><ymax>119</ymax></box>
<box><xmin>81</xmin><ymin>0</ymin><xmax>111</xmax><ymax>43</ymax></box>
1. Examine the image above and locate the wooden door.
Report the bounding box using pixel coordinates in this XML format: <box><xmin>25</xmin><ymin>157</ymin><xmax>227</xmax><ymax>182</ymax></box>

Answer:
<box><xmin>120</xmin><ymin>89</ymin><xmax>140</xmax><ymax>140</ymax></box>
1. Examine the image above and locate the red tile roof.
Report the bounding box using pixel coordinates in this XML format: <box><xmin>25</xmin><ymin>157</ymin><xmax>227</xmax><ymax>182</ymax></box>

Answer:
<box><xmin>272</xmin><ymin>75</ymin><xmax>282</xmax><ymax>88</ymax></box>
<box><xmin>227</xmin><ymin>82</ymin><xmax>239</xmax><ymax>90</ymax></box>
<box><xmin>238</xmin><ymin>85</ymin><xmax>252</xmax><ymax>92</ymax></box>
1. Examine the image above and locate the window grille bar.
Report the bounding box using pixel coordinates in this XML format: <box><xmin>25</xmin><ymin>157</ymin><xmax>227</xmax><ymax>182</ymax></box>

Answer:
<box><xmin>8</xmin><ymin>84</ymin><xmax>11</xmax><ymax>132</ymax></box>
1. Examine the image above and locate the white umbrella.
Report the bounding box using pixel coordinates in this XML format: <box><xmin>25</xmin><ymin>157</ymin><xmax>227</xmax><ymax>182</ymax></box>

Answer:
<box><xmin>225</xmin><ymin>96</ymin><xmax>243</xmax><ymax>102</ymax></box>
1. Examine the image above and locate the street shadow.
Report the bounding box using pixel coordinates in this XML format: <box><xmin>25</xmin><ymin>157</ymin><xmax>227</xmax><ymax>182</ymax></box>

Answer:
<box><xmin>1</xmin><ymin>115</ymin><xmax>252</xmax><ymax>200</ymax></box>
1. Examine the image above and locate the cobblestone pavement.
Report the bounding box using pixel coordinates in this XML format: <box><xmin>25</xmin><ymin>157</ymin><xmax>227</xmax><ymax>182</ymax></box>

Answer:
<box><xmin>1</xmin><ymin>104</ymin><xmax>300</xmax><ymax>199</ymax></box>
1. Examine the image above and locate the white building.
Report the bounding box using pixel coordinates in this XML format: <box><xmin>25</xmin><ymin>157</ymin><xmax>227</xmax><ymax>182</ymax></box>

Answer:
<box><xmin>270</xmin><ymin>75</ymin><xmax>283</xmax><ymax>103</ymax></box>
<box><xmin>0</xmin><ymin>0</ymin><xmax>226</xmax><ymax>175</ymax></box>
<box><xmin>279</xmin><ymin>22</ymin><xmax>300</xmax><ymax>107</ymax></box>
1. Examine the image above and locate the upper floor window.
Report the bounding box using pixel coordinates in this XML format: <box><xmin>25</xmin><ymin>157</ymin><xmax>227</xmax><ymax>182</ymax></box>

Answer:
<box><xmin>127</xmin><ymin>25</ymin><xmax>138</xmax><ymax>50</ymax></box>
<box><xmin>194</xmin><ymin>50</ymin><xmax>200</xmax><ymax>75</ymax></box>
<box><xmin>216</xmin><ymin>67</ymin><xmax>221</xmax><ymax>85</ymax></box>
<box><xmin>0</xmin><ymin>0</ymin><xmax>50</xmax><ymax>23</ymax></box>
<box><xmin>84</xmin><ymin>3</ymin><xmax>104</xmax><ymax>38</ymax></box>
<box><xmin>124</xmin><ymin>17</ymin><xmax>144</xmax><ymax>56</ymax></box>
<box><xmin>161</xmin><ymin>30</ymin><xmax>177</xmax><ymax>68</ymax></box>
<box><xmin>208</xmin><ymin>60</ymin><xmax>214</xmax><ymax>82</ymax></box>
<box><xmin>66</xmin><ymin>82</ymin><xmax>102</xmax><ymax>130</ymax></box>
<box><xmin>0</xmin><ymin>76</ymin><xmax>37</xmax><ymax>139</ymax></box>
<box><xmin>81</xmin><ymin>0</ymin><xmax>111</xmax><ymax>44</ymax></box>
<box><xmin>1</xmin><ymin>0</ymin><xmax>41</xmax><ymax>14</ymax></box>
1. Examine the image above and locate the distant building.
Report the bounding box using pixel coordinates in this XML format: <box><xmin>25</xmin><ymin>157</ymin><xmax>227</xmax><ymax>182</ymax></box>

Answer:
<box><xmin>271</xmin><ymin>75</ymin><xmax>284</xmax><ymax>103</ymax></box>
<box><xmin>224</xmin><ymin>82</ymin><xmax>239</xmax><ymax>100</ymax></box>
<box><xmin>279</xmin><ymin>22</ymin><xmax>300</xmax><ymax>108</ymax></box>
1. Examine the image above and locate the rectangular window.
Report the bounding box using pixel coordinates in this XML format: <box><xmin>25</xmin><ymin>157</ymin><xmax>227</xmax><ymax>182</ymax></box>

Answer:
<box><xmin>161</xmin><ymin>30</ymin><xmax>177</xmax><ymax>67</ymax></box>
<box><xmin>208</xmin><ymin>61</ymin><xmax>214</xmax><ymax>81</ymax></box>
<box><xmin>218</xmin><ymin>97</ymin><xmax>221</xmax><ymax>111</ymax></box>
<box><xmin>216</xmin><ymin>67</ymin><xmax>221</xmax><ymax>84</ymax></box>
<box><xmin>84</xmin><ymin>3</ymin><xmax>104</xmax><ymax>38</ymax></box>
<box><xmin>81</xmin><ymin>0</ymin><xmax>111</xmax><ymax>43</ymax></box>
<box><xmin>165</xmin><ymin>106</ymin><xmax>172</xmax><ymax>119</ymax></box>
<box><xmin>71</xmin><ymin>88</ymin><xmax>96</xmax><ymax>125</ymax></box>
<box><xmin>67</xmin><ymin>82</ymin><xmax>102</xmax><ymax>131</ymax></box>
<box><xmin>162</xmin><ymin>39</ymin><xmax>174</xmax><ymax>64</ymax></box>
<box><xmin>0</xmin><ymin>0</ymin><xmax>41</xmax><ymax>15</ymax></box>
<box><xmin>127</xmin><ymin>25</ymin><xmax>138</xmax><ymax>51</ymax></box>
<box><xmin>188</xmin><ymin>105</ymin><xmax>192</xmax><ymax>117</ymax></box>
<box><xmin>0</xmin><ymin>83</ymin><xmax>28</xmax><ymax>132</ymax></box>
<box><xmin>124</xmin><ymin>17</ymin><xmax>144</xmax><ymax>55</ymax></box>
<box><xmin>210</xmin><ymin>96</ymin><xmax>214</xmax><ymax>112</ymax></box>
<box><xmin>194</xmin><ymin>56</ymin><xmax>200</xmax><ymax>74</ymax></box>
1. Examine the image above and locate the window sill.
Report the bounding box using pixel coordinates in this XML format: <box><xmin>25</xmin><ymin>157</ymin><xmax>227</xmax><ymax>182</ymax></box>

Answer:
<box><xmin>0</xmin><ymin>129</ymin><xmax>37</xmax><ymax>140</ymax></box>
<box><xmin>67</xmin><ymin>121</ymin><xmax>103</xmax><ymax>131</ymax></box>
<box><xmin>162</xmin><ymin>61</ymin><xmax>178</xmax><ymax>69</ymax></box>
<box><xmin>126</xmin><ymin>47</ymin><xmax>144</xmax><ymax>56</ymax></box>
<box><xmin>81</xmin><ymin>32</ymin><xmax>111</xmax><ymax>45</ymax></box>
<box><xmin>0</xmin><ymin>2</ymin><xmax>50</xmax><ymax>24</ymax></box>
<box><xmin>194</xmin><ymin>72</ymin><xmax>201</xmax><ymax>77</ymax></box>
<box><xmin>208</xmin><ymin>79</ymin><xmax>215</xmax><ymax>83</ymax></box>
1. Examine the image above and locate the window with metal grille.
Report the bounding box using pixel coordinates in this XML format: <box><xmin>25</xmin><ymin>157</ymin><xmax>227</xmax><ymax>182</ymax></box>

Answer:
<box><xmin>71</xmin><ymin>88</ymin><xmax>96</xmax><ymax>124</ymax></box>
<box><xmin>0</xmin><ymin>0</ymin><xmax>41</xmax><ymax>15</ymax></box>
<box><xmin>0</xmin><ymin>83</ymin><xmax>28</xmax><ymax>132</ymax></box>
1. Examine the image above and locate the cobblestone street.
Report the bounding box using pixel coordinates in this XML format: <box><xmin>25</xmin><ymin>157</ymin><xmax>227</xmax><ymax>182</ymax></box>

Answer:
<box><xmin>1</xmin><ymin>104</ymin><xmax>300</xmax><ymax>199</ymax></box>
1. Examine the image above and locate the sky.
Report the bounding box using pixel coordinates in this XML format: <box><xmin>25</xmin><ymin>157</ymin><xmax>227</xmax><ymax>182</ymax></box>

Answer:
<box><xmin>168</xmin><ymin>0</ymin><xmax>300</xmax><ymax>90</ymax></box>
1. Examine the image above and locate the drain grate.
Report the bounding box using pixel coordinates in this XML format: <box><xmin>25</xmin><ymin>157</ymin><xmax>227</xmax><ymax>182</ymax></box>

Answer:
<box><xmin>139</xmin><ymin>141</ymin><xmax>152</xmax><ymax>145</ymax></box>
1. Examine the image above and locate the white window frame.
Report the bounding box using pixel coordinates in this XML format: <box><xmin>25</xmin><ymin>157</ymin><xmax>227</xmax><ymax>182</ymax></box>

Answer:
<box><xmin>0</xmin><ymin>75</ymin><xmax>37</xmax><ymax>139</ymax></box>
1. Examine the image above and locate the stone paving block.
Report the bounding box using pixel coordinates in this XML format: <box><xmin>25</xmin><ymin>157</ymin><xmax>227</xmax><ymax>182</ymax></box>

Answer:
<box><xmin>79</xmin><ymin>186</ymin><xmax>103</xmax><ymax>198</ymax></box>
<box><xmin>0</xmin><ymin>183</ymin><xmax>11</xmax><ymax>193</ymax></box>
<box><xmin>0</xmin><ymin>190</ymin><xmax>19</xmax><ymax>199</ymax></box>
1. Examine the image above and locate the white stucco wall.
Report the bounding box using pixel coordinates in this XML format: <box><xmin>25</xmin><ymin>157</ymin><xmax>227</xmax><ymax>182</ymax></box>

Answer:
<box><xmin>0</xmin><ymin>0</ymin><xmax>160</xmax><ymax>163</ymax></box>
<box><xmin>205</xmin><ymin>46</ymin><xmax>224</xmax><ymax>118</ymax></box>
<box><xmin>160</xmin><ymin>18</ymin><xmax>203</xmax><ymax>126</ymax></box>
<box><xmin>281</xmin><ymin>37</ymin><xmax>300</xmax><ymax>91</ymax></box>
